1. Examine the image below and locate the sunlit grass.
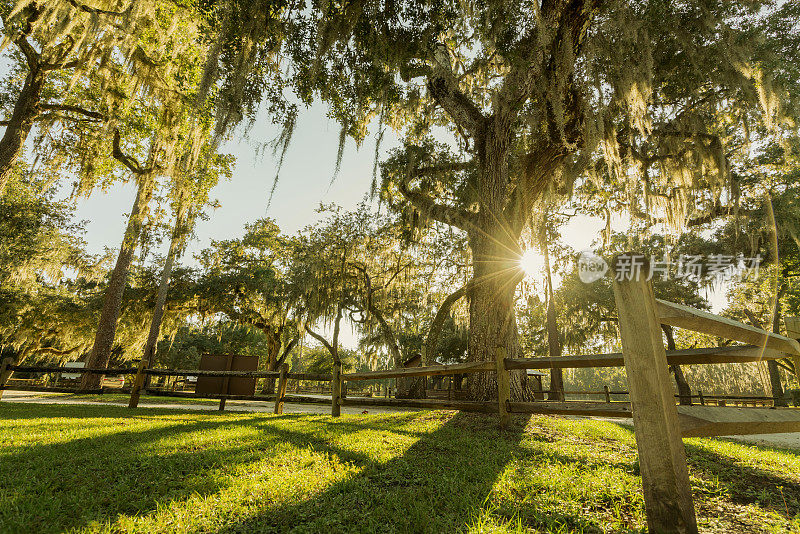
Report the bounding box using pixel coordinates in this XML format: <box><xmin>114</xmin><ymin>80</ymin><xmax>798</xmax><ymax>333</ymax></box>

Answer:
<box><xmin>20</xmin><ymin>392</ymin><xmax>223</xmax><ymax>406</ymax></box>
<box><xmin>1</xmin><ymin>403</ymin><xmax>799</xmax><ymax>533</ymax></box>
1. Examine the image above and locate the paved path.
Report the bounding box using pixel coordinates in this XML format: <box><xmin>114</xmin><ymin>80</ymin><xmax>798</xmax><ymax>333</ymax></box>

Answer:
<box><xmin>3</xmin><ymin>391</ymin><xmax>799</xmax><ymax>449</ymax></box>
<box><xmin>0</xmin><ymin>390</ymin><xmax>418</xmax><ymax>415</ymax></box>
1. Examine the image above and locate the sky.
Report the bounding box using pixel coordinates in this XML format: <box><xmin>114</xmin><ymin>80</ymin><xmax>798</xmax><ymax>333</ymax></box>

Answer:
<box><xmin>73</xmin><ymin>103</ymin><xmax>401</xmax><ymax>258</ymax></box>
<box><xmin>72</xmin><ymin>100</ymin><xmax>607</xmax><ymax>261</ymax></box>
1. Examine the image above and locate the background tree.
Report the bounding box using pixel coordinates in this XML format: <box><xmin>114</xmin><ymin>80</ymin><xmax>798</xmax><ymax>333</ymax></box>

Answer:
<box><xmin>77</xmin><ymin>0</ymin><xmax>233</xmax><ymax>388</ymax></box>
<box><xmin>195</xmin><ymin>218</ymin><xmax>298</xmax><ymax>392</ymax></box>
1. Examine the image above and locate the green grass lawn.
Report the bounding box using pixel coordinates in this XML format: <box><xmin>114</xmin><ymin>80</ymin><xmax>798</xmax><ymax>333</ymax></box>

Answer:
<box><xmin>1</xmin><ymin>403</ymin><xmax>798</xmax><ymax>533</ymax></box>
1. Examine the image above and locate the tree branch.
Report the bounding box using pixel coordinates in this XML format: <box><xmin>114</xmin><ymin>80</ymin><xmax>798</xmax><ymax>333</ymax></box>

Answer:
<box><xmin>40</xmin><ymin>59</ymin><xmax>81</xmax><ymax>71</ymax></box>
<box><xmin>40</xmin><ymin>104</ymin><xmax>106</xmax><ymax>121</ymax></box>
<box><xmin>369</xmin><ymin>303</ymin><xmax>402</xmax><ymax>368</ymax></box>
<box><xmin>685</xmin><ymin>202</ymin><xmax>756</xmax><ymax>227</ymax></box>
<box><xmin>425</xmin><ymin>283</ymin><xmax>469</xmax><ymax>364</ymax></box>
<box><xmin>10</xmin><ymin>4</ymin><xmax>42</xmax><ymax>70</ymax></box>
<box><xmin>112</xmin><ymin>129</ymin><xmax>147</xmax><ymax>175</ymax></box>
<box><xmin>501</xmin><ymin>0</ymin><xmax>599</xmax><ymax>114</ymax></box>
<box><xmin>305</xmin><ymin>324</ymin><xmax>334</xmax><ymax>356</ymax></box>
<box><xmin>65</xmin><ymin>0</ymin><xmax>133</xmax><ymax>17</ymax></box>
<box><xmin>15</xmin><ymin>35</ymin><xmax>40</xmax><ymax>70</ymax></box>
<box><xmin>504</xmin><ymin>144</ymin><xmax>567</xmax><ymax>227</ymax></box>
<box><xmin>34</xmin><ymin>344</ymin><xmax>83</xmax><ymax>357</ymax></box>
<box><xmin>398</xmin><ymin>167</ymin><xmax>477</xmax><ymax>232</ymax></box>
<box><xmin>305</xmin><ymin>306</ymin><xmax>343</xmax><ymax>366</ymax></box>
<box><xmin>276</xmin><ymin>336</ymin><xmax>299</xmax><ymax>368</ymax></box>
<box><xmin>425</xmin><ymin>45</ymin><xmax>487</xmax><ymax>137</ymax></box>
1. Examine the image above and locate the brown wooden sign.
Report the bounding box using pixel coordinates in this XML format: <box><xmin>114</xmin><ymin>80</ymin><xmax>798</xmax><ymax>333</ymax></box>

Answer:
<box><xmin>195</xmin><ymin>354</ymin><xmax>258</xmax><ymax>396</ymax></box>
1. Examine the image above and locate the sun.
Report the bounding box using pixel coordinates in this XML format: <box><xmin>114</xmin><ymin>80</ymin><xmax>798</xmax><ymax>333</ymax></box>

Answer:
<box><xmin>519</xmin><ymin>248</ymin><xmax>545</xmax><ymax>278</ymax></box>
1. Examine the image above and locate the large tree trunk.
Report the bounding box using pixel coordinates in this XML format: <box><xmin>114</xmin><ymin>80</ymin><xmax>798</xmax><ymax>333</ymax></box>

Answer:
<box><xmin>465</xmin><ymin>226</ymin><xmax>529</xmax><ymax>401</ymax></box>
<box><xmin>466</xmin><ymin>240</ymin><xmax>528</xmax><ymax>400</ymax></box>
<box><xmin>0</xmin><ymin>62</ymin><xmax>44</xmax><ymax>195</ymax></box>
<box><xmin>81</xmin><ymin>173</ymin><xmax>155</xmax><ymax>389</ymax></box>
<box><xmin>465</xmin><ymin>123</ymin><xmax>531</xmax><ymax>401</ymax></box>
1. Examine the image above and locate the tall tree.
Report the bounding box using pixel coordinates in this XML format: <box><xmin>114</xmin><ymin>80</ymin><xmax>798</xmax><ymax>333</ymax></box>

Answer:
<box><xmin>81</xmin><ymin>129</ymin><xmax>159</xmax><ymax>388</ymax></box>
<box><xmin>80</xmin><ymin>0</ymin><xmax>228</xmax><ymax>388</ymax></box>
<box><xmin>131</xmin><ymin>149</ymin><xmax>232</xmax><ymax>400</ymax></box>
<box><xmin>0</xmin><ymin>0</ymin><xmax>168</xmax><ymax>194</ymax></box>
<box><xmin>288</xmin><ymin>1</ymin><xmax>795</xmax><ymax>400</ymax></box>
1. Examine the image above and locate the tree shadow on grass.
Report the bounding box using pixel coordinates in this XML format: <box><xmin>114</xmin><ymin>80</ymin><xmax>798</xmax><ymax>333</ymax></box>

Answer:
<box><xmin>310</xmin><ymin>412</ymin><xmax>438</xmax><ymax>439</ymax></box>
<box><xmin>3</xmin><ymin>404</ymin><xmax>634</xmax><ymax>534</ymax></box>
<box><xmin>684</xmin><ymin>439</ymin><xmax>800</xmax><ymax>520</ymax></box>
<box><xmin>0</xmin><ymin>405</ymin><xmax>342</xmax><ymax>533</ymax></box>
<box><xmin>212</xmin><ymin>412</ymin><xmax>609</xmax><ymax>534</ymax></box>
<box><xmin>0</xmin><ymin>401</ymin><xmax>228</xmax><ymax>420</ymax></box>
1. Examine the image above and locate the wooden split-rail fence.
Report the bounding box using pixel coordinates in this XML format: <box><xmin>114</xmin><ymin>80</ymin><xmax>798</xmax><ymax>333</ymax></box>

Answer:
<box><xmin>2</xmin><ymin>257</ymin><xmax>800</xmax><ymax>532</ymax></box>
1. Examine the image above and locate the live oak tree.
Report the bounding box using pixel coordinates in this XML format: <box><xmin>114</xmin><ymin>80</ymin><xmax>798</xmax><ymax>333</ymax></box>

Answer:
<box><xmin>0</xmin><ymin>0</ymin><xmax>198</xmax><ymax>385</ymax></box>
<box><xmin>289</xmin><ymin>1</ymin><xmax>797</xmax><ymax>400</ymax></box>
<box><xmin>88</xmin><ymin>0</ymin><xmax>306</xmax><ymax>389</ymax></box>
<box><xmin>287</xmin><ymin>206</ymin><xmax>373</xmax><ymax>374</ymax></box>
<box><xmin>0</xmin><ymin>0</ymin><xmax>188</xmax><ymax>195</ymax></box>
<box><xmin>0</xmin><ymin>0</ymin><xmax>109</xmax><ymax>194</ymax></box>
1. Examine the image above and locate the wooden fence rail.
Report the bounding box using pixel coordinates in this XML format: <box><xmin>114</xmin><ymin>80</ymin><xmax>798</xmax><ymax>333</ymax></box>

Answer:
<box><xmin>0</xmin><ymin>360</ymin><xmax>335</xmax><ymax>413</ymax></box>
<box><xmin>341</xmin><ymin>360</ymin><xmax>494</xmax><ymax>381</ymax></box>
<box><xmin>142</xmin><ymin>368</ymin><xmax>333</xmax><ymax>381</ymax></box>
<box><xmin>505</xmin><ymin>345</ymin><xmax>787</xmax><ymax>370</ymax></box>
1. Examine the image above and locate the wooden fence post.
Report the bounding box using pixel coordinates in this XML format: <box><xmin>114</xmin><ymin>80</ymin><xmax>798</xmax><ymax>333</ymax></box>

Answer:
<box><xmin>0</xmin><ymin>357</ymin><xmax>14</xmax><ymax>401</ymax></box>
<box><xmin>612</xmin><ymin>255</ymin><xmax>698</xmax><ymax>534</ymax></box>
<box><xmin>331</xmin><ymin>362</ymin><xmax>342</xmax><ymax>417</ymax></box>
<box><xmin>495</xmin><ymin>346</ymin><xmax>511</xmax><ymax>429</ymax></box>
<box><xmin>604</xmin><ymin>385</ymin><xmax>611</xmax><ymax>403</ymax></box>
<box><xmin>274</xmin><ymin>363</ymin><xmax>288</xmax><ymax>414</ymax></box>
